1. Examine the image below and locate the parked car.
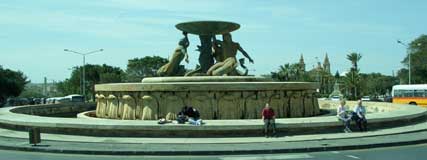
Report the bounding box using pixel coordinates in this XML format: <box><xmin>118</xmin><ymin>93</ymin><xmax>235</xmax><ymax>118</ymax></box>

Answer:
<box><xmin>384</xmin><ymin>96</ymin><xmax>393</xmax><ymax>102</ymax></box>
<box><xmin>318</xmin><ymin>97</ymin><xmax>327</xmax><ymax>100</ymax></box>
<box><xmin>33</xmin><ymin>98</ymin><xmax>42</xmax><ymax>104</ymax></box>
<box><xmin>46</xmin><ymin>94</ymin><xmax>84</xmax><ymax>104</ymax></box>
<box><xmin>377</xmin><ymin>95</ymin><xmax>385</xmax><ymax>102</ymax></box>
<box><xmin>46</xmin><ymin>97</ymin><xmax>65</xmax><ymax>104</ymax></box>
<box><xmin>361</xmin><ymin>96</ymin><xmax>371</xmax><ymax>101</ymax></box>
<box><xmin>330</xmin><ymin>96</ymin><xmax>341</xmax><ymax>101</ymax></box>
<box><xmin>64</xmin><ymin>94</ymin><xmax>84</xmax><ymax>102</ymax></box>
<box><xmin>4</xmin><ymin>98</ymin><xmax>30</xmax><ymax>106</ymax></box>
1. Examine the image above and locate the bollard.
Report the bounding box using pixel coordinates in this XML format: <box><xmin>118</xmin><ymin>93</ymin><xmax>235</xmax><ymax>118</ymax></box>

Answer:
<box><xmin>28</xmin><ymin>127</ymin><xmax>41</xmax><ymax>146</ymax></box>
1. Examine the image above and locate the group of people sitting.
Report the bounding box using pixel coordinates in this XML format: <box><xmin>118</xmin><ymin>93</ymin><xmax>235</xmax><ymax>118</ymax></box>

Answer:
<box><xmin>177</xmin><ymin>106</ymin><xmax>203</xmax><ymax>126</ymax></box>
<box><xmin>337</xmin><ymin>99</ymin><xmax>368</xmax><ymax>133</ymax></box>
<box><xmin>157</xmin><ymin>101</ymin><xmax>367</xmax><ymax>136</ymax></box>
<box><xmin>157</xmin><ymin>106</ymin><xmax>203</xmax><ymax>125</ymax></box>
<box><xmin>262</xmin><ymin>100</ymin><xmax>369</xmax><ymax>138</ymax></box>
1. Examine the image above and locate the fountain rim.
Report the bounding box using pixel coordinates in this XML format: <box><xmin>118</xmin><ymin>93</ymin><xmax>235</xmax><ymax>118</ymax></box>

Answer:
<box><xmin>95</xmin><ymin>81</ymin><xmax>320</xmax><ymax>92</ymax></box>
<box><xmin>0</xmin><ymin>102</ymin><xmax>424</xmax><ymax>137</ymax></box>
<box><xmin>141</xmin><ymin>76</ymin><xmax>273</xmax><ymax>83</ymax></box>
<box><xmin>175</xmin><ymin>20</ymin><xmax>240</xmax><ymax>35</ymax></box>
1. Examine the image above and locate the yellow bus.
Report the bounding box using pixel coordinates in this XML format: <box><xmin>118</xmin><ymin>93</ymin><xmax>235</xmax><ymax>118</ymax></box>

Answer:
<box><xmin>392</xmin><ymin>84</ymin><xmax>427</xmax><ymax>107</ymax></box>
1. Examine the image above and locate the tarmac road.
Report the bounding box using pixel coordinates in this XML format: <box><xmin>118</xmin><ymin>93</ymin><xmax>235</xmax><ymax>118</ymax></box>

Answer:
<box><xmin>0</xmin><ymin>143</ymin><xmax>426</xmax><ymax>160</ymax></box>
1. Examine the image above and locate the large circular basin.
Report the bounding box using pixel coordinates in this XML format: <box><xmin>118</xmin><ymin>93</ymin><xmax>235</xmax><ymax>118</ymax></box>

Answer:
<box><xmin>176</xmin><ymin>21</ymin><xmax>240</xmax><ymax>35</ymax></box>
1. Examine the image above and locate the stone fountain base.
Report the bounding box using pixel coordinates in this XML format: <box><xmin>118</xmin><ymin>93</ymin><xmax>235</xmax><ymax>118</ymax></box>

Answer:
<box><xmin>1</xmin><ymin>101</ymin><xmax>425</xmax><ymax>137</ymax></box>
<box><xmin>94</xmin><ymin>76</ymin><xmax>320</xmax><ymax>120</ymax></box>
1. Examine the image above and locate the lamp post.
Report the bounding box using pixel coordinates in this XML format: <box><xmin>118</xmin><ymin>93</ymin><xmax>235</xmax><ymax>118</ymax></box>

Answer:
<box><xmin>397</xmin><ymin>40</ymin><xmax>422</xmax><ymax>84</ymax></box>
<box><xmin>64</xmin><ymin>49</ymin><xmax>104</xmax><ymax>100</ymax></box>
<box><xmin>397</xmin><ymin>40</ymin><xmax>411</xmax><ymax>84</ymax></box>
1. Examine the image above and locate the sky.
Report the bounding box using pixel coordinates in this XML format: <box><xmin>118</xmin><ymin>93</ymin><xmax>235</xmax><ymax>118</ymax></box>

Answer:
<box><xmin>1</xmin><ymin>0</ymin><xmax>426</xmax><ymax>83</ymax></box>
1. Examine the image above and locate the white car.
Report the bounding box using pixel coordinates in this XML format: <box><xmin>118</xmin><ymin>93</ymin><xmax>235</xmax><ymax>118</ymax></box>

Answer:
<box><xmin>330</xmin><ymin>96</ymin><xmax>341</xmax><ymax>101</ymax></box>
<box><xmin>318</xmin><ymin>97</ymin><xmax>327</xmax><ymax>100</ymax></box>
<box><xmin>361</xmin><ymin>96</ymin><xmax>371</xmax><ymax>101</ymax></box>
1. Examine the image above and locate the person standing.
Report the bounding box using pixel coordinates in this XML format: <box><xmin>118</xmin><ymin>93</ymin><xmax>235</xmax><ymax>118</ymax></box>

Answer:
<box><xmin>262</xmin><ymin>103</ymin><xmax>276</xmax><ymax>137</ymax></box>
<box><xmin>353</xmin><ymin>100</ymin><xmax>368</xmax><ymax>131</ymax></box>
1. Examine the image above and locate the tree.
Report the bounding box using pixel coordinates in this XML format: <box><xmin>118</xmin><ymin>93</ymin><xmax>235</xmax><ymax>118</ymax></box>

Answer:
<box><xmin>397</xmin><ymin>68</ymin><xmax>409</xmax><ymax>84</ymax></box>
<box><xmin>359</xmin><ymin>73</ymin><xmax>398</xmax><ymax>96</ymax></box>
<box><xmin>125</xmin><ymin>56</ymin><xmax>168</xmax><ymax>82</ymax></box>
<box><xmin>0</xmin><ymin>66</ymin><xmax>29</xmax><ymax>106</ymax></box>
<box><xmin>278</xmin><ymin>63</ymin><xmax>293</xmax><ymax>81</ymax></box>
<box><xmin>334</xmin><ymin>71</ymin><xmax>340</xmax><ymax>79</ymax></box>
<box><xmin>18</xmin><ymin>84</ymin><xmax>46</xmax><ymax>98</ymax></box>
<box><xmin>347</xmin><ymin>52</ymin><xmax>362</xmax><ymax>70</ymax></box>
<box><xmin>56</xmin><ymin>79</ymin><xmax>78</xmax><ymax>97</ymax></box>
<box><xmin>100</xmin><ymin>73</ymin><xmax>123</xmax><ymax>83</ymax></box>
<box><xmin>56</xmin><ymin>64</ymin><xmax>124</xmax><ymax>100</ymax></box>
<box><xmin>397</xmin><ymin>35</ymin><xmax>427</xmax><ymax>84</ymax></box>
<box><xmin>344</xmin><ymin>52</ymin><xmax>362</xmax><ymax>100</ymax></box>
<box><xmin>271</xmin><ymin>63</ymin><xmax>310</xmax><ymax>81</ymax></box>
<box><xmin>343</xmin><ymin>69</ymin><xmax>361</xmax><ymax>100</ymax></box>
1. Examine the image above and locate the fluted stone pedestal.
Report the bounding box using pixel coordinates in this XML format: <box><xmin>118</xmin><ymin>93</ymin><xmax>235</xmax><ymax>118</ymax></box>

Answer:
<box><xmin>94</xmin><ymin>76</ymin><xmax>320</xmax><ymax>120</ymax></box>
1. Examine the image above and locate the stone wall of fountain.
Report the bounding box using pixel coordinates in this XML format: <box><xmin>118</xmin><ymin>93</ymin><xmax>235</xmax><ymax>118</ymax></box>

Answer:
<box><xmin>94</xmin><ymin>77</ymin><xmax>320</xmax><ymax>120</ymax></box>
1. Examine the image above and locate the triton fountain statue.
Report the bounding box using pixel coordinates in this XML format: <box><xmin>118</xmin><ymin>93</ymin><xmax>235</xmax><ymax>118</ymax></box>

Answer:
<box><xmin>94</xmin><ymin>21</ymin><xmax>320</xmax><ymax>120</ymax></box>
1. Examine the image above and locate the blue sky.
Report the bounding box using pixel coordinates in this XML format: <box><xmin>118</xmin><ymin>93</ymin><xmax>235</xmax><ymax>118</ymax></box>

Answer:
<box><xmin>1</xmin><ymin>0</ymin><xmax>426</xmax><ymax>83</ymax></box>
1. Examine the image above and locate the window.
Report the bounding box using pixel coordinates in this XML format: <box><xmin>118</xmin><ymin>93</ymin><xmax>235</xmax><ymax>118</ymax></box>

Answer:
<box><xmin>394</xmin><ymin>90</ymin><xmax>403</xmax><ymax>97</ymax></box>
<box><xmin>414</xmin><ymin>90</ymin><xmax>425</xmax><ymax>97</ymax></box>
<box><xmin>403</xmin><ymin>90</ymin><xmax>414</xmax><ymax>97</ymax></box>
<box><xmin>70</xmin><ymin>96</ymin><xmax>84</xmax><ymax>102</ymax></box>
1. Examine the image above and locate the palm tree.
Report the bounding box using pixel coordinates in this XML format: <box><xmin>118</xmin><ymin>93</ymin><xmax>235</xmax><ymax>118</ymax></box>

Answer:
<box><xmin>347</xmin><ymin>52</ymin><xmax>362</xmax><ymax>70</ymax></box>
<box><xmin>343</xmin><ymin>69</ymin><xmax>361</xmax><ymax>100</ymax></box>
<box><xmin>345</xmin><ymin>52</ymin><xmax>362</xmax><ymax>99</ymax></box>
<box><xmin>277</xmin><ymin>63</ymin><xmax>302</xmax><ymax>81</ymax></box>
<box><xmin>290</xmin><ymin>63</ymin><xmax>303</xmax><ymax>80</ymax></box>
<box><xmin>278</xmin><ymin>64</ymin><xmax>291</xmax><ymax>81</ymax></box>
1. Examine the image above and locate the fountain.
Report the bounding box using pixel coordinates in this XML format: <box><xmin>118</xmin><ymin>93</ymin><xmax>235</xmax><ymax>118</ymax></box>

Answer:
<box><xmin>0</xmin><ymin>21</ymin><xmax>425</xmax><ymax>138</ymax></box>
<box><xmin>94</xmin><ymin>21</ymin><xmax>320</xmax><ymax>120</ymax></box>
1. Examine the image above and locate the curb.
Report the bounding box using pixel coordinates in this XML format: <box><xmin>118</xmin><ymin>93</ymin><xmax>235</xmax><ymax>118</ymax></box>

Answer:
<box><xmin>0</xmin><ymin>132</ymin><xmax>426</xmax><ymax>155</ymax></box>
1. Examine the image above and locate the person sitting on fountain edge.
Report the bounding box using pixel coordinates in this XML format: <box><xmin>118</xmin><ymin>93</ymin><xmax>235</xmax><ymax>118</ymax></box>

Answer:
<box><xmin>177</xmin><ymin>106</ymin><xmax>188</xmax><ymax>124</ymax></box>
<box><xmin>262</xmin><ymin>103</ymin><xmax>276</xmax><ymax>137</ymax></box>
<box><xmin>337</xmin><ymin>100</ymin><xmax>352</xmax><ymax>133</ymax></box>
<box><xmin>186</xmin><ymin>106</ymin><xmax>202</xmax><ymax>126</ymax></box>
<box><xmin>353</xmin><ymin>100</ymin><xmax>368</xmax><ymax>132</ymax></box>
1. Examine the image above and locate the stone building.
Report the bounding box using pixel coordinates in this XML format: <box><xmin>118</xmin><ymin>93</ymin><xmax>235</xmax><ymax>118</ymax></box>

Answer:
<box><xmin>299</xmin><ymin>54</ymin><xmax>306</xmax><ymax>72</ymax></box>
<box><xmin>304</xmin><ymin>53</ymin><xmax>334</xmax><ymax>96</ymax></box>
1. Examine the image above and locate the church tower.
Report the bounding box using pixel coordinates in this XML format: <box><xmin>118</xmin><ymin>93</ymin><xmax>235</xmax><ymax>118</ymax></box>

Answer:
<box><xmin>323</xmin><ymin>53</ymin><xmax>331</xmax><ymax>74</ymax></box>
<box><xmin>299</xmin><ymin>54</ymin><xmax>305</xmax><ymax>72</ymax></box>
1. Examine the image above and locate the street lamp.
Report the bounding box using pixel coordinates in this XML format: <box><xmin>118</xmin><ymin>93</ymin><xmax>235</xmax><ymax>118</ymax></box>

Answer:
<box><xmin>397</xmin><ymin>40</ymin><xmax>422</xmax><ymax>84</ymax></box>
<box><xmin>64</xmin><ymin>49</ymin><xmax>104</xmax><ymax>100</ymax></box>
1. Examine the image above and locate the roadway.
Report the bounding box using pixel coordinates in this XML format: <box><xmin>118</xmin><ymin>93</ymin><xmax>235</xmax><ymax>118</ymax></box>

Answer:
<box><xmin>0</xmin><ymin>143</ymin><xmax>426</xmax><ymax>160</ymax></box>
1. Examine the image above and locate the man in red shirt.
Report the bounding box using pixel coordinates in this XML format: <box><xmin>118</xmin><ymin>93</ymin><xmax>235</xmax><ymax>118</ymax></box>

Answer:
<box><xmin>262</xmin><ymin>103</ymin><xmax>276</xmax><ymax>137</ymax></box>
